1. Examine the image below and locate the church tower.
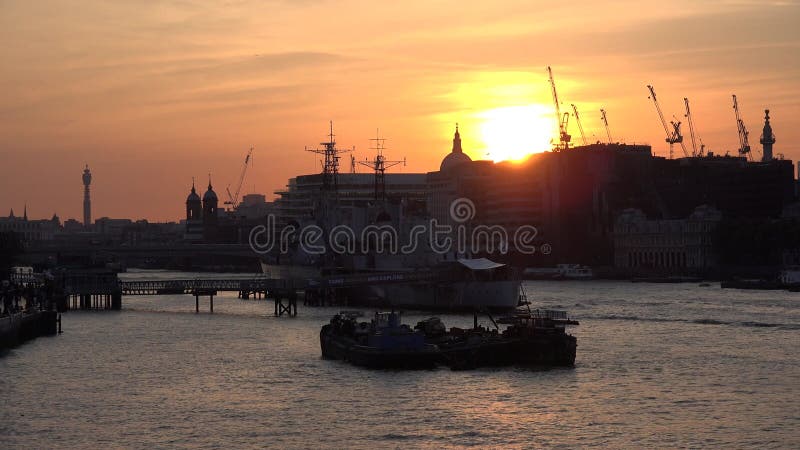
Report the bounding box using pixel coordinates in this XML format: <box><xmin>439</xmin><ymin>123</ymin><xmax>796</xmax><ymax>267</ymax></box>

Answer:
<box><xmin>184</xmin><ymin>179</ymin><xmax>203</xmax><ymax>241</ymax></box>
<box><xmin>759</xmin><ymin>109</ymin><xmax>776</xmax><ymax>162</ymax></box>
<box><xmin>202</xmin><ymin>177</ymin><xmax>219</xmax><ymax>242</ymax></box>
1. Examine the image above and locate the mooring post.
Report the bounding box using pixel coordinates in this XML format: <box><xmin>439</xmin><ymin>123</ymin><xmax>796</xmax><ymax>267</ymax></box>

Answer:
<box><xmin>210</xmin><ymin>294</ymin><xmax>214</xmax><ymax>313</ymax></box>
<box><xmin>195</xmin><ymin>295</ymin><xmax>199</xmax><ymax>313</ymax></box>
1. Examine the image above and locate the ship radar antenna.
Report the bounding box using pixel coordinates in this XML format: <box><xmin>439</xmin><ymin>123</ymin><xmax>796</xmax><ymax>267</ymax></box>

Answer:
<box><xmin>357</xmin><ymin>128</ymin><xmax>406</xmax><ymax>201</ymax></box>
<box><xmin>305</xmin><ymin>121</ymin><xmax>353</xmax><ymax>196</ymax></box>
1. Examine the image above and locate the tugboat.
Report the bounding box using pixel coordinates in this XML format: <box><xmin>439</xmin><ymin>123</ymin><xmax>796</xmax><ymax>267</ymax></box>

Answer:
<box><xmin>320</xmin><ymin>311</ymin><xmax>440</xmax><ymax>369</ymax></box>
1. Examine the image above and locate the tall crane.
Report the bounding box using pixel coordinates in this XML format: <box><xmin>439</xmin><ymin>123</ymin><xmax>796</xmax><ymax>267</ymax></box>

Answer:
<box><xmin>683</xmin><ymin>98</ymin><xmax>700</xmax><ymax>157</ymax></box>
<box><xmin>357</xmin><ymin>129</ymin><xmax>406</xmax><ymax>201</ymax></box>
<box><xmin>547</xmin><ymin>66</ymin><xmax>571</xmax><ymax>150</ymax></box>
<box><xmin>224</xmin><ymin>147</ymin><xmax>253</xmax><ymax>209</ymax></box>
<box><xmin>646</xmin><ymin>85</ymin><xmax>687</xmax><ymax>159</ymax></box>
<box><xmin>600</xmin><ymin>108</ymin><xmax>613</xmax><ymax>143</ymax></box>
<box><xmin>732</xmin><ymin>94</ymin><xmax>752</xmax><ymax>160</ymax></box>
<box><xmin>570</xmin><ymin>104</ymin><xmax>587</xmax><ymax>146</ymax></box>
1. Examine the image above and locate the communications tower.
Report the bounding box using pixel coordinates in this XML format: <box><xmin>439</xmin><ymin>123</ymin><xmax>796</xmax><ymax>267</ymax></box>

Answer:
<box><xmin>82</xmin><ymin>164</ymin><xmax>92</xmax><ymax>228</ymax></box>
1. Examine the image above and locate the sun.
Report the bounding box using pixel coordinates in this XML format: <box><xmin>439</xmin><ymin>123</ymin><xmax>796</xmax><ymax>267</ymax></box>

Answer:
<box><xmin>477</xmin><ymin>105</ymin><xmax>555</xmax><ymax>162</ymax></box>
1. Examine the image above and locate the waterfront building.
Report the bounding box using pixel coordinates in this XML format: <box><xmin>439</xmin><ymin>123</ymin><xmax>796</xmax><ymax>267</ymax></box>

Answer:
<box><xmin>0</xmin><ymin>208</ymin><xmax>61</xmax><ymax>242</ymax></box>
<box><xmin>613</xmin><ymin>205</ymin><xmax>722</xmax><ymax>275</ymax></box>
<box><xmin>425</xmin><ymin>140</ymin><xmax>655</xmax><ymax>266</ymax></box>
<box><xmin>232</xmin><ymin>194</ymin><xmax>274</xmax><ymax>220</ymax></box>
<box><xmin>93</xmin><ymin>217</ymin><xmax>134</xmax><ymax>239</ymax></box>
<box><xmin>652</xmin><ymin>154</ymin><xmax>795</xmax><ymax>219</ymax></box>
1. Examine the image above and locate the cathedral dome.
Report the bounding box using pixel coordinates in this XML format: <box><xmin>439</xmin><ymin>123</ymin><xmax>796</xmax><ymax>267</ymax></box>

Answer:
<box><xmin>440</xmin><ymin>151</ymin><xmax>472</xmax><ymax>171</ymax></box>
<box><xmin>439</xmin><ymin>124</ymin><xmax>472</xmax><ymax>171</ymax></box>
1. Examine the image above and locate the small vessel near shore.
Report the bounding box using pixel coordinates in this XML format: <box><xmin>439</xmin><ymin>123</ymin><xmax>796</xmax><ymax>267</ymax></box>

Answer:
<box><xmin>320</xmin><ymin>308</ymin><xmax>579</xmax><ymax>370</ymax></box>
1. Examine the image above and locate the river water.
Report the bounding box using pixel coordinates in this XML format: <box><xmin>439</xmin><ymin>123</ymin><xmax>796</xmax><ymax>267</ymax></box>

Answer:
<box><xmin>1</xmin><ymin>272</ymin><xmax>798</xmax><ymax>448</ymax></box>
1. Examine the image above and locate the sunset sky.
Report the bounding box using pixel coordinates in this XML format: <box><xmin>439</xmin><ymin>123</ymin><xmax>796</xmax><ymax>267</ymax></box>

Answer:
<box><xmin>1</xmin><ymin>0</ymin><xmax>798</xmax><ymax>221</ymax></box>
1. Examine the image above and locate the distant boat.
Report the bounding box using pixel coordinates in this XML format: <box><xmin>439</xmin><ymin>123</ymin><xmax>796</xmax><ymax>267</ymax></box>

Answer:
<box><xmin>523</xmin><ymin>264</ymin><xmax>593</xmax><ymax>280</ymax></box>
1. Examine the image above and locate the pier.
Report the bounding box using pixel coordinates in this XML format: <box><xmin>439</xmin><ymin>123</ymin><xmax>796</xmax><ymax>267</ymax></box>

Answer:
<box><xmin>0</xmin><ymin>311</ymin><xmax>60</xmax><ymax>350</ymax></box>
<box><xmin>45</xmin><ymin>268</ymin><xmax>453</xmax><ymax>316</ymax></box>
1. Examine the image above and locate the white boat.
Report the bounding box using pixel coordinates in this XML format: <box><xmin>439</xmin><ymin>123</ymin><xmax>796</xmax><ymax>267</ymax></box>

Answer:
<box><xmin>524</xmin><ymin>264</ymin><xmax>593</xmax><ymax>280</ymax></box>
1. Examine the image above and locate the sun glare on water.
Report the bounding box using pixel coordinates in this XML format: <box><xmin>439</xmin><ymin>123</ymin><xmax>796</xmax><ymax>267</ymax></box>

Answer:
<box><xmin>477</xmin><ymin>105</ymin><xmax>555</xmax><ymax>162</ymax></box>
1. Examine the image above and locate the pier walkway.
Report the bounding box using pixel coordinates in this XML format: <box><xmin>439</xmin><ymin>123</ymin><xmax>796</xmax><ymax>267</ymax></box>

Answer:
<box><xmin>118</xmin><ymin>270</ymin><xmax>442</xmax><ymax>296</ymax></box>
<box><xmin>49</xmin><ymin>268</ymin><xmax>451</xmax><ymax>315</ymax></box>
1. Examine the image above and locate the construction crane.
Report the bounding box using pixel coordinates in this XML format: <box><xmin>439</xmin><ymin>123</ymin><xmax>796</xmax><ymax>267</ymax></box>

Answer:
<box><xmin>570</xmin><ymin>104</ymin><xmax>587</xmax><ymax>146</ymax></box>
<box><xmin>224</xmin><ymin>147</ymin><xmax>253</xmax><ymax>209</ymax></box>
<box><xmin>732</xmin><ymin>94</ymin><xmax>752</xmax><ymax>160</ymax></box>
<box><xmin>600</xmin><ymin>108</ymin><xmax>613</xmax><ymax>143</ymax></box>
<box><xmin>357</xmin><ymin>129</ymin><xmax>406</xmax><ymax>201</ymax></box>
<box><xmin>646</xmin><ymin>85</ymin><xmax>687</xmax><ymax>159</ymax></box>
<box><xmin>683</xmin><ymin>98</ymin><xmax>700</xmax><ymax>157</ymax></box>
<box><xmin>547</xmin><ymin>66</ymin><xmax>571</xmax><ymax>150</ymax></box>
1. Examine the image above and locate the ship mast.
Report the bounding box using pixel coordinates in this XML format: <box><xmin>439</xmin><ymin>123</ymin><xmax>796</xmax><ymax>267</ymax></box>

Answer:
<box><xmin>357</xmin><ymin>129</ymin><xmax>406</xmax><ymax>201</ymax></box>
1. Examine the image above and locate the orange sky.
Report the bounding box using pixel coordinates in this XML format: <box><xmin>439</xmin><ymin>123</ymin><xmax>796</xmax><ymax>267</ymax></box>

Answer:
<box><xmin>1</xmin><ymin>0</ymin><xmax>798</xmax><ymax>222</ymax></box>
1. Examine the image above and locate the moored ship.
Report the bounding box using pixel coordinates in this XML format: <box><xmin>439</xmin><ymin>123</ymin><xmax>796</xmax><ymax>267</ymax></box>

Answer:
<box><xmin>345</xmin><ymin>258</ymin><xmax>521</xmax><ymax>311</ymax></box>
<box><xmin>320</xmin><ymin>308</ymin><xmax>579</xmax><ymax>370</ymax></box>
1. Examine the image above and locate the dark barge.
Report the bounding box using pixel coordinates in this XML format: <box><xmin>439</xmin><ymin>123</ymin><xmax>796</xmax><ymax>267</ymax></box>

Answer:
<box><xmin>320</xmin><ymin>309</ymin><xmax>579</xmax><ymax>370</ymax></box>
<box><xmin>416</xmin><ymin>310</ymin><xmax>578</xmax><ymax>370</ymax></box>
<box><xmin>320</xmin><ymin>311</ymin><xmax>440</xmax><ymax>369</ymax></box>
